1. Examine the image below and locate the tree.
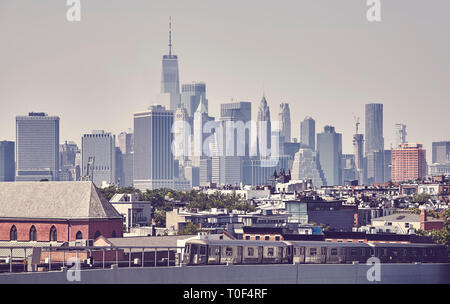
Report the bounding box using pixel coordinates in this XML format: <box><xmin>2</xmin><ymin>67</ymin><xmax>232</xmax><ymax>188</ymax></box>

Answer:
<box><xmin>153</xmin><ymin>209</ymin><xmax>166</xmax><ymax>227</ymax></box>
<box><xmin>412</xmin><ymin>193</ymin><xmax>431</xmax><ymax>204</ymax></box>
<box><xmin>179</xmin><ymin>222</ymin><xmax>199</xmax><ymax>235</ymax></box>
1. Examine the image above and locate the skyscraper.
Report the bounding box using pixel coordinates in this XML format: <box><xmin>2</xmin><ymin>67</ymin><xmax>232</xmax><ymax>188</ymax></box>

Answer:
<box><xmin>15</xmin><ymin>112</ymin><xmax>60</xmax><ymax>181</ymax></box>
<box><xmin>317</xmin><ymin>125</ymin><xmax>342</xmax><ymax>186</ymax></box>
<box><xmin>300</xmin><ymin>117</ymin><xmax>315</xmax><ymax>150</ymax></box>
<box><xmin>432</xmin><ymin>141</ymin><xmax>450</xmax><ymax>164</ymax></box>
<box><xmin>394</xmin><ymin>123</ymin><xmax>407</xmax><ymax>147</ymax></box>
<box><xmin>392</xmin><ymin>143</ymin><xmax>427</xmax><ymax>183</ymax></box>
<box><xmin>291</xmin><ymin>148</ymin><xmax>326</xmax><ymax>187</ymax></box>
<box><xmin>0</xmin><ymin>141</ymin><xmax>15</xmax><ymax>182</ymax></box>
<box><xmin>60</xmin><ymin>141</ymin><xmax>80</xmax><ymax>181</ymax></box>
<box><xmin>365</xmin><ymin>103</ymin><xmax>384</xmax><ymax>155</ymax></box>
<box><xmin>353</xmin><ymin>133</ymin><xmax>364</xmax><ymax>185</ymax></box>
<box><xmin>133</xmin><ymin>105</ymin><xmax>174</xmax><ymax>191</ymax></box>
<box><xmin>279</xmin><ymin>103</ymin><xmax>291</xmax><ymax>143</ymax></box>
<box><xmin>161</xmin><ymin>17</ymin><xmax>181</xmax><ymax>111</ymax></box>
<box><xmin>181</xmin><ymin>82</ymin><xmax>207</xmax><ymax>118</ymax></box>
<box><xmin>257</xmin><ymin>96</ymin><xmax>271</xmax><ymax>157</ymax></box>
<box><xmin>81</xmin><ymin>130</ymin><xmax>116</xmax><ymax>187</ymax></box>
<box><xmin>117</xmin><ymin>131</ymin><xmax>134</xmax><ymax>155</ymax></box>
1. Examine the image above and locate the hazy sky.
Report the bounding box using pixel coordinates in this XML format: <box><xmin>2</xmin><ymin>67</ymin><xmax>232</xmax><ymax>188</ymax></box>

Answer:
<box><xmin>0</xmin><ymin>0</ymin><xmax>449</xmax><ymax>162</ymax></box>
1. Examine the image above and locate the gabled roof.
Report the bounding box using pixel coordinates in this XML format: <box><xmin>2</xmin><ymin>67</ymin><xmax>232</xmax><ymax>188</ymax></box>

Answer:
<box><xmin>0</xmin><ymin>182</ymin><xmax>122</xmax><ymax>220</ymax></box>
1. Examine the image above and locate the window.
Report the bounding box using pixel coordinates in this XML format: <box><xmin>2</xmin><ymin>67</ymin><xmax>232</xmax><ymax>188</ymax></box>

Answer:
<box><xmin>49</xmin><ymin>226</ymin><xmax>57</xmax><ymax>242</ymax></box>
<box><xmin>10</xmin><ymin>226</ymin><xmax>17</xmax><ymax>241</ymax></box>
<box><xmin>76</xmin><ymin>231</ymin><xmax>83</xmax><ymax>240</ymax></box>
<box><xmin>264</xmin><ymin>236</ymin><xmax>270</xmax><ymax>241</ymax></box>
<box><xmin>405</xmin><ymin>223</ymin><xmax>409</xmax><ymax>228</ymax></box>
<box><xmin>267</xmin><ymin>248</ymin><xmax>274</xmax><ymax>256</ymax></box>
<box><xmin>29</xmin><ymin>226</ymin><xmax>37</xmax><ymax>241</ymax></box>
<box><xmin>111</xmin><ymin>230</ymin><xmax>117</xmax><ymax>238</ymax></box>
<box><xmin>248</xmin><ymin>247</ymin><xmax>254</xmax><ymax>256</ymax></box>
<box><xmin>330</xmin><ymin>248</ymin><xmax>338</xmax><ymax>256</ymax></box>
<box><xmin>94</xmin><ymin>231</ymin><xmax>101</xmax><ymax>239</ymax></box>
<box><xmin>245</xmin><ymin>235</ymin><xmax>250</xmax><ymax>240</ymax></box>
<box><xmin>275</xmin><ymin>236</ymin><xmax>280</xmax><ymax>241</ymax></box>
<box><xmin>199</xmin><ymin>246</ymin><xmax>206</xmax><ymax>255</ymax></box>
<box><xmin>309</xmin><ymin>248</ymin><xmax>317</xmax><ymax>256</ymax></box>
<box><xmin>255</xmin><ymin>236</ymin><xmax>260</xmax><ymax>240</ymax></box>
<box><xmin>226</xmin><ymin>247</ymin><xmax>233</xmax><ymax>256</ymax></box>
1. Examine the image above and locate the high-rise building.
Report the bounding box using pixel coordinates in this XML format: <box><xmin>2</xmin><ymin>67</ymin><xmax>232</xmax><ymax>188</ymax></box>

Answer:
<box><xmin>15</xmin><ymin>112</ymin><xmax>60</xmax><ymax>181</ymax></box>
<box><xmin>317</xmin><ymin>125</ymin><xmax>342</xmax><ymax>186</ymax></box>
<box><xmin>300</xmin><ymin>117</ymin><xmax>315</xmax><ymax>150</ymax></box>
<box><xmin>384</xmin><ymin>149</ymin><xmax>392</xmax><ymax>182</ymax></box>
<box><xmin>353</xmin><ymin>133</ymin><xmax>365</xmax><ymax>185</ymax></box>
<box><xmin>365</xmin><ymin>103</ymin><xmax>384</xmax><ymax>155</ymax></box>
<box><xmin>291</xmin><ymin>148</ymin><xmax>326</xmax><ymax>187</ymax></box>
<box><xmin>81</xmin><ymin>130</ymin><xmax>116</xmax><ymax>187</ymax></box>
<box><xmin>366</xmin><ymin>150</ymin><xmax>385</xmax><ymax>184</ymax></box>
<box><xmin>161</xmin><ymin>18</ymin><xmax>181</xmax><ymax>111</ymax></box>
<box><xmin>117</xmin><ymin>131</ymin><xmax>134</xmax><ymax>155</ymax></box>
<box><xmin>59</xmin><ymin>141</ymin><xmax>80</xmax><ymax>181</ymax></box>
<box><xmin>432</xmin><ymin>141</ymin><xmax>450</xmax><ymax>164</ymax></box>
<box><xmin>0</xmin><ymin>141</ymin><xmax>15</xmax><ymax>182</ymax></box>
<box><xmin>257</xmin><ymin>96</ymin><xmax>271</xmax><ymax>157</ymax></box>
<box><xmin>133</xmin><ymin>105</ymin><xmax>174</xmax><ymax>191</ymax></box>
<box><xmin>394</xmin><ymin>124</ymin><xmax>407</xmax><ymax>147</ymax></box>
<box><xmin>391</xmin><ymin>143</ymin><xmax>427</xmax><ymax>183</ymax></box>
<box><xmin>342</xmin><ymin>154</ymin><xmax>356</xmax><ymax>183</ymax></box>
<box><xmin>279</xmin><ymin>103</ymin><xmax>291</xmax><ymax>143</ymax></box>
<box><xmin>181</xmin><ymin>82</ymin><xmax>207</xmax><ymax>118</ymax></box>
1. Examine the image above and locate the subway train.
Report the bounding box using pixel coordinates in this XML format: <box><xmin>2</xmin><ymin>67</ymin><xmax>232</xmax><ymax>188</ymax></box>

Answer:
<box><xmin>182</xmin><ymin>239</ymin><xmax>449</xmax><ymax>265</ymax></box>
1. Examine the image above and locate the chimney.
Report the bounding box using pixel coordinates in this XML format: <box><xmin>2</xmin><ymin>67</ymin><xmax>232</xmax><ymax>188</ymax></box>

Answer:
<box><xmin>420</xmin><ymin>209</ymin><xmax>427</xmax><ymax>223</ymax></box>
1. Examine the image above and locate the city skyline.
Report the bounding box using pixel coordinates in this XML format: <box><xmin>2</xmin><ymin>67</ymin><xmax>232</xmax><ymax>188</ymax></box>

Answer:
<box><xmin>0</xmin><ymin>1</ymin><xmax>449</xmax><ymax>163</ymax></box>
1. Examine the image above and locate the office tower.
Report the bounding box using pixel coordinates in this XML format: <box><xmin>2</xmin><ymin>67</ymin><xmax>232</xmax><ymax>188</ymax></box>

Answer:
<box><xmin>366</xmin><ymin>151</ymin><xmax>385</xmax><ymax>184</ymax></box>
<box><xmin>300</xmin><ymin>117</ymin><xmax>315</xmax><ymax>150</ymax></box>
<box><xmin>199</xmin><ymin>157</ymin><xmax>212</xmax><ymax>186</ymax></box>
<box><xmin>384</xmin><ymin>149</ymin><xmax>392</xmax><ymax>182</ymax></box>
<box><xmin>342</xmin><ymin>154</ymin><xmax>356</xmax><ymax>183</ymax></box>
<box><xmin>133</xmin><ymin>105</ymin><xmax>174</xmax><ymax>191</ymax></box>
<box><xmin>291</xmin><ymin>148</ymin><xmax>326</xmax><ymax>187</ymax></box>
<box><xmin>432</xmin><ymin>141</ymin><xmax>450</xmax><ymax>164</ymax></box>
<box><xmin>257</xmin><ymin>96</ymin><xmax>271</xmax><ymax>157</ymax></box>
<box><xmin>391</xmin><ymin>143</ymin><xmax>427</xmax><ymax>183</ymax></box>
<box><xmin>117</xmin><ymin>131</ymin><xmax>134</xmax><ymax>155</ymax></box>
<box><xmin>220</xmin><ymin>101</ymin><xmax>251</xmax><ymax>123</ymax></box>
<box><xmin>161</xmin><ymin>17</ymin><xmax>181</xmax><ymax>111</ymax></box>
<box><xmin>353</xmin><ymin>134</ymin><xmax>365</xmax><ymax>185</ymax></box>
<box><xmin>0</xmin><ymin>141</ymin><xmax>15</xmax><ymax>182</ymax></box>
<box><xmin>81</xmin><ymin>130</ymin><xmax>116</xmax><ymax>187</ymax></box>
<box><xmin>15</xmin><ymin>112</ymin><xmax>60</xmax><ymax>181</ymax></box>
<box><xmin>121</xmin><ymin>152</ymin><xmax>134</xmax><ymax>187</ymax></box>
<box><xmin>184</xmin><ymin>166</ymin><xmax>200</xmax><ymax>187</ymax></box>
<box><xmin>279</xmin><ymin>103</ymin><xmax>291</xmax><ymax>143</ymax></box>
<box><xmin>317</xmin><ymin>125</ymin><xmax>342</xmax><ymax>186</ymax></box>
<box><xmin>59</xmin><ymin>141</ymin><xmax>80</xmax><ymax>181</ymax></box>
<box><xmin>181</xmin><ymin>82</ymin><xmax>207</xmax><ymax>118</ymax></box>
<box><xmin>394</xmin><ymin>124</ymin><xmax>407</xmax><ymax>147</ymax></box>
<box><xmin>174</xmin><ymin>106</ymin><xmax>190</xmax><ymax>165</ymax></box>
<box><xmin>365</xmin><ymin>103</ymin><xmax>384</xmax><ymax>155</ymax></box>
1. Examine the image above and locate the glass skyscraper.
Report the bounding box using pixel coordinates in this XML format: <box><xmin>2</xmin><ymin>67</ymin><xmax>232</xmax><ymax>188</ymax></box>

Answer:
<box><xmin>161</xmin><ymin>18</ymin><xmax>181</xmax><ymax>111</ymax></box>
<box><xmin>181</xmin><ymin>82</ymin><xmax>207</xmax><ymax>118</ymax></box>
<box><xmin>317</xmin><ymin>125</ymin><xmax>342</xmax><ymax>186</ymax></box>
<box><xmin>300</xmin><ymin>116</ymin><xmax>315</xmax><ymax>151</ymax></box>
<box><xmin>0</xmin><ymin>141</ymin><xmax>15</xmax><ymax>182</ymax></box>
<box><xmin>15</xmin><ymin>112</ymin><xmax>60</xmax><ymax>181</ymax></box>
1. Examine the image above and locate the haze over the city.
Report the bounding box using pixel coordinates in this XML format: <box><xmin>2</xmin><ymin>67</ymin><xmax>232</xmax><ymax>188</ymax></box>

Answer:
<box><xmin>0</xmin><ymin>0</ymin><xmax>449</xmax><ymax>162</ymax></box>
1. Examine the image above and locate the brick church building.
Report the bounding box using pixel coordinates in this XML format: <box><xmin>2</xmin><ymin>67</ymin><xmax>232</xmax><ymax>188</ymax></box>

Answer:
<box><xmin>0</xmin><ymin>181</ymin><xmax>123</xmax><ymax>243</ymax></box>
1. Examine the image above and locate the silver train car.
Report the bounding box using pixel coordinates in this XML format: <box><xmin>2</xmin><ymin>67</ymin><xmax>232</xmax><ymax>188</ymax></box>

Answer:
<box><xmin>183</xmin><ymin>239</ymin><xmax>292</xmax><ymax>265</ymax></box>
<box><xmin>182</xmin><ymin>239</ymin><xmax>449</xmax><ymax>265</ymax></box>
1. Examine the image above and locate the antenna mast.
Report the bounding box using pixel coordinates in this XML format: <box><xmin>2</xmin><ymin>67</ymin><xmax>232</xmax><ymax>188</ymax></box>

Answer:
<box><xmin>169</xmin><ymin>17</ymin><xmax>172</xmax><ymax>56</ymax></box>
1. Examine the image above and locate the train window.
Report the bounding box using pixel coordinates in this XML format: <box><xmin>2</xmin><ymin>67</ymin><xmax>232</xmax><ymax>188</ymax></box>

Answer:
<box><xmin>200</xmin><ymin>246</ymin><xmax>206</xmax><ymax>255</ymax></box>
<box><xmin>330</xmin><ymin>248</ymin><xmax>338</xmax><ymax>256</ymax></box>
<box><xmin>265</xmin><ymin>236</ymin><xmax>270</xmax><ymax>241</ymax></box>
<box><xmin>245</xmin><ymin>236</ymin><xmax>250</xmax><ymax>240</ymax></box>
<box><xmin>226</xmin><ymin>247</ymin><xmax>233</xmax><ymax>256</ymax></box>
<box><xmin>310</xmin><ymin>248</ymin><xmax>317</xmax><ymax>256</ymax></box>
<box><xmin>185</xmin><ymin>245</ymin><xmax>190</xmax><ymax>253</ymax></box>
<box><xmin>370</xmin><ymin>249</ymin><xmax>375</xmax><ymax>256</ymax></box>
<box><xmin>248</xmin><ymin>247</ymin><xmax>254</xmax><ymax>256</ymax></box>
<box><xmin>275</xmin><ymin>236</ymin><xmax>280</xmax><ymax>241</ymax></box>
<box><xmin>192</xmin><ymin>246</ymin><xmax>198</xmax><ymax>255</ymax></box>
<box><xmin>267</xmin><ymin>248</ymin><xmax>274</xmax><ymax>256</ymax></box>
<box><xmin>321</xmin><ymin>247</ymin><xmax>326</xmax><ymax>255</ymax></box>
<box><xmin>256</xmin><ymin>236</ymin><xmax>260</xmax><ymax>240</ymax></box>
<box><xmin>287</xmin><ymin>247</ymin><xmax>291</xmax><ymax>255</ymax></box>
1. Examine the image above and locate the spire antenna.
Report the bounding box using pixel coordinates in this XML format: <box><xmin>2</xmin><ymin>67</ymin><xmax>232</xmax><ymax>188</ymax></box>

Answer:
<box><xmin>168</xmin><ymin>17</ymin><xmax>173</xmax><ymax>56</ymax></box>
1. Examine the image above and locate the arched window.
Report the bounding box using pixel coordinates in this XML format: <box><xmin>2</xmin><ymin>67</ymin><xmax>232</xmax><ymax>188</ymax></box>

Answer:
<box><xmin>29</xmin><ymin>226</ymin><xmax>37</xmax><ymax>241</ymax></box>
<box><xmin>111</xmin><ymin>230</ymin><xmax>116</xmax><ymax>238</ymax></box>
<box><xmin>94</xmin><ymin>231</ymin><xmax>101</xmax><ymax>239</ymax></box>
<box><xmin>10</xmin><ymin>225</ymin><xmax>17</xmax><ymax>241</ymax></box>
<box><xmin>75</xmin><ymin>231</ymin><xmax>83</xmax><ymax>240</ymax></box>
<box><xmin>49</xmin><ymin>226</ymin><xmax>57</xmax><ymax>242</ymax></box>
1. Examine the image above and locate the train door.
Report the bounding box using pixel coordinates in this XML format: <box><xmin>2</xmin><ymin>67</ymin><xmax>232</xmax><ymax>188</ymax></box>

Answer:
<box><xmin>321</xmin><ymin>247</ymin><xmax>327</xmax><ymax>263</ymax></box>
<box><xmin>258</xmin><ymin>246</ymin><xmax>263</xmax><ymax>264</ymax></box>
<box><xmin>237</xmin><ymin>246</ymin><xmax>243</xmax><ymax>264</ymax></box>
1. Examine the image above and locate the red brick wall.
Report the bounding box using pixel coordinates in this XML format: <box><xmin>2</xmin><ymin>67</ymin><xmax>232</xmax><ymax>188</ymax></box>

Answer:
<box><xmin>0</xmin><ymin>219</ymin><xmax>123</xmax><ymax>242</ymax></box>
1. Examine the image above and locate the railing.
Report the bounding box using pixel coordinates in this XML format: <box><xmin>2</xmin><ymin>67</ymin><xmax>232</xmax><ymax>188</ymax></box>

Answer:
<box><xmin>0</xmin><ymin>246</ymin><xmax>185</xmax><ymax>274</ymax></box>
